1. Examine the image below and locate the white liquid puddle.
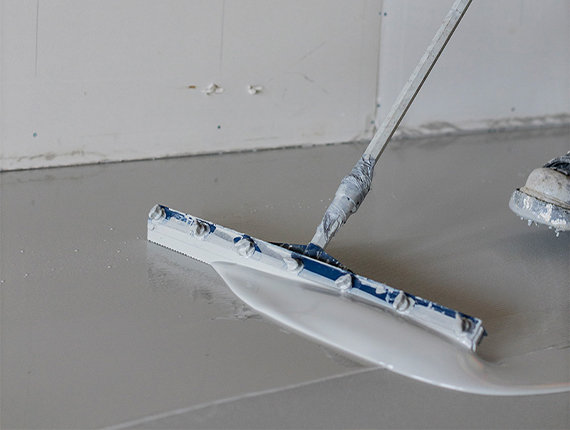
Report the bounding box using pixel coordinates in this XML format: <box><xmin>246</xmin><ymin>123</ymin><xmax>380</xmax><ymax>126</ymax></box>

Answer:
<box><xmin>213</xmin><ymin>262</ymin><xmax>570</xmax><ymax>396</ymax></box>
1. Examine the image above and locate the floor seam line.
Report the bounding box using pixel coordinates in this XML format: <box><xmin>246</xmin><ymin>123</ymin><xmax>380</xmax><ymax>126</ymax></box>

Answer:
<box><xmin>99</xmin><ymin>367</ymin><xmax>380</xmax><ymax>430</ymax></box>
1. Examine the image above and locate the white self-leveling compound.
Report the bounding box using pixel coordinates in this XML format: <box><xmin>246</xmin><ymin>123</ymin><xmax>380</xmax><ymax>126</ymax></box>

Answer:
<box><xmin>148</xmin><ymin>0</ymin><xmax>570</xmax><ymax>395</ymax></box>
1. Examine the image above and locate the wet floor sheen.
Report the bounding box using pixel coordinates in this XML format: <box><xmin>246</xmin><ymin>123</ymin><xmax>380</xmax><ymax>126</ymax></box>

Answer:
<box><xmin>1</xmin><ymin>126</ymin><xmax>569</xmax><ymax>429</ymax></box>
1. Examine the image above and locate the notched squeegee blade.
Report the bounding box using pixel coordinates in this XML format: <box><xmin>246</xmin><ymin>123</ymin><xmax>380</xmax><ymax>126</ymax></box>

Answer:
<box><xmin>147</xmin><ymin>204</ymin><xmax>486</xmax><ymax>351</ymax></box>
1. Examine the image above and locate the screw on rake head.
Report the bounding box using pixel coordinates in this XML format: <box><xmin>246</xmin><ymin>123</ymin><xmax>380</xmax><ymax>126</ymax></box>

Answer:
<box><xmin>283</xmin><ymin>257</ymin><xmax>303</xmax><ymax>272</ymax></box>
<box><xmin>456</xmin><ymin>315</ymin><xmax>472</xmax><ymax>334</ymax></box>
<box><xmin>189</xmin><ymin>219</ymin><xmax>209</xmax><ymax>239</ymax></box>
<box><xmin>149</xmin><ymin>205</ymin><xmax>165</xmax><ymax>221</ymax></box>
<box><xmin>335</xmin><ymin>274</ymin><xmax>353</xmax><ymax>292</ymax></box>
<box><xmin>393</xmin><ymin>291</ymin><xmax>411</xmax><ymax>312</ymax></box>
<box><xmin>235</xmin><ymin>238</ymin><xmax>255</xmax><ymax>257</ymax></box>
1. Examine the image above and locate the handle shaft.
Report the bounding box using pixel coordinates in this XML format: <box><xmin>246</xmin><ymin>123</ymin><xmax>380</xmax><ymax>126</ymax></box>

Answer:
<box><xmin>311</xmin><ymin>0</ymin><xmax>473</xmax><ymax>249</ymax></box>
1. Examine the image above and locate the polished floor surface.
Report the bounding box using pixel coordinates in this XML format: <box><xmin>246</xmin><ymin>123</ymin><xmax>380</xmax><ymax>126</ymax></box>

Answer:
<box><xmin>1</xmin><ymin>127</ymin><xmax>569</xmax><ymax>429</ymax></box>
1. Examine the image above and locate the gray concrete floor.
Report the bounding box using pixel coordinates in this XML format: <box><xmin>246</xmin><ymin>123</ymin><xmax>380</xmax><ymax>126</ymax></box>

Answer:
<box><xmin>1</xmin><ymin>127</ymin><xmax>569</xmax><ymax>429</ymax></box>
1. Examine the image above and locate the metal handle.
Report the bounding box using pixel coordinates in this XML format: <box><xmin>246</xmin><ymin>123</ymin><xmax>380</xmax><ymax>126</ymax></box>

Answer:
<box><xmin>311</xmin><ymin>0</ymin><xmax>473</xmax><ymax>249</ymax></box>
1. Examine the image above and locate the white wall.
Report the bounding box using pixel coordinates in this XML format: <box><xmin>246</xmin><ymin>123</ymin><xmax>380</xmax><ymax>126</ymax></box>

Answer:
<box><xmin>378</xmin><ymin>0</ymin><xmax>570</xmax><ymax>137</ymax></box>
<box><xmin>1</xmin><ymin>0</ymin><xmax>568</xmax><ymax>171</ymax></box>
<box><xmin>0</xmin><ymin>0</ymin><xmax>381</xmax><ymax>170</ymax></box>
